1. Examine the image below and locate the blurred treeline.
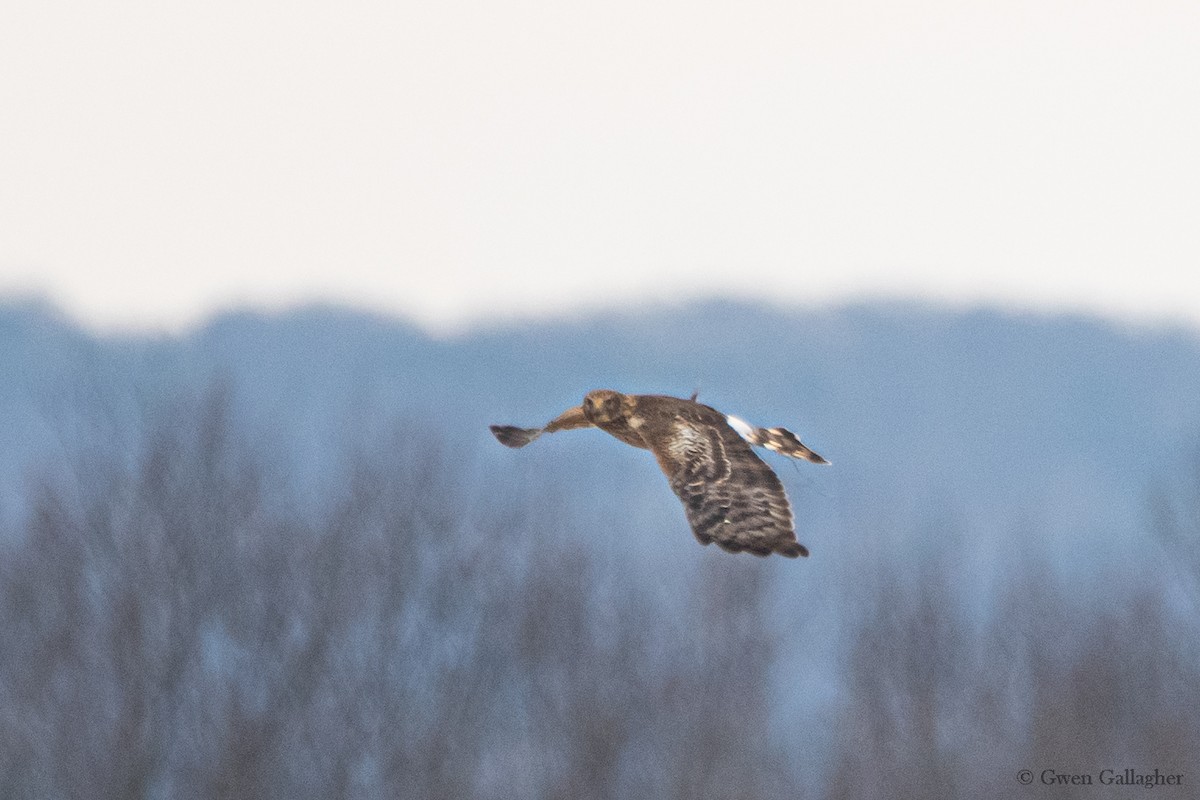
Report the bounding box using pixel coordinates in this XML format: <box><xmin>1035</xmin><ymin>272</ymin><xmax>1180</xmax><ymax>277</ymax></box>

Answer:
<box><xmin>2</xmin><ymin>386</ymin><xmax>1196</xmax><ymax>799</ymax></box>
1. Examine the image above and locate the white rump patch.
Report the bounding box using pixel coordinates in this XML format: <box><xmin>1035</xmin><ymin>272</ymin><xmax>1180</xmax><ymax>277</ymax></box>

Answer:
<box><xmin>725</xmin><ymin>414</ymin><xmax>755</xmax><ymax>441</ymax></box>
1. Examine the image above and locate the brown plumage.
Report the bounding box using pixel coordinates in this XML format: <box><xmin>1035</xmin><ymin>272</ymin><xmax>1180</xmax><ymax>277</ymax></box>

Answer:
<box><xmin>490</xmin><ymin>390</ymin><xmax>828</xmax><ymax>558</ymax></box>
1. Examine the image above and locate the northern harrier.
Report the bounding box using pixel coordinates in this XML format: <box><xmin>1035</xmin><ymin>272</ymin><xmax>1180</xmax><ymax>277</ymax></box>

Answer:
<box><xmin>490</xmin><ymin>390</ymin><xmax>828</xmax><ymax>558</ymax></box>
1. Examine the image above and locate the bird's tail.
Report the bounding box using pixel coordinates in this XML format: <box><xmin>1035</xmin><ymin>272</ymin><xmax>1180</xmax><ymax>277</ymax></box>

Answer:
<box><xmin>756</xmin><ymin>427</ymin><xmax>829</xmax><ymax>464</ymax></box>
<box><xmin>726</xmin><ymin>416</ymin><xmax>829</xmax><ymax>465</ymax></box>
<box><xmin>489</xmin><ymin>425</ymin><xmax>543</xmax><ymax>448</ymax></box>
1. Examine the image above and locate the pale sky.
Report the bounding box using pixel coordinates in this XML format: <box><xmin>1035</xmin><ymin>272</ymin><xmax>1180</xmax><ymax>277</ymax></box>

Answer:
<box><xmin>2</xmin><ymin>0</ymin><xmax>1199</xmax><ymax>333</ymax></box>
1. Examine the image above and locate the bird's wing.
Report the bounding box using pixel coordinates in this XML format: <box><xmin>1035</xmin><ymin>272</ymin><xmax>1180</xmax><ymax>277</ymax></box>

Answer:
<box><xmin>648</xmin><ymin>413</ymin><xmax>807</xmax><ymax>558</ymax></box>
<box><xmin>490</xmin><ymin>405</ymin><xmax>591</xmax><ymax>448</ymax></box>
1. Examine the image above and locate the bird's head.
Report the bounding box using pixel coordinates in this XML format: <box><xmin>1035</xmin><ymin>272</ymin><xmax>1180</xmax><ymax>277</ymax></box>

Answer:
<box><xmin>582</xmin><ymin>389</ymin><xmax>628</xmax><ymax>424</ymax></box>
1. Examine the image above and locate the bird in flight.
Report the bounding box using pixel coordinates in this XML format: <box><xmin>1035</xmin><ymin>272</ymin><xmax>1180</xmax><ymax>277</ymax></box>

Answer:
<box><xmin>490</xmin><ymin>390</ymin><xmax>828</xmax><ymax>558</ymax></box>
